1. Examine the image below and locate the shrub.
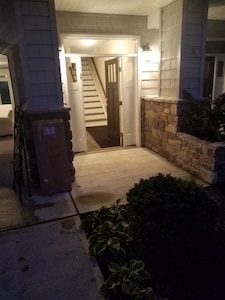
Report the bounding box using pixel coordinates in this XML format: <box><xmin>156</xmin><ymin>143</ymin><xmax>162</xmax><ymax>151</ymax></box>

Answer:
<box><xmin>126</xmin><ymin>173</ymin><xmax>219</xmax><ymax>290</ymax></box>
<box><xmin>186</xmin><ymin>93</ymin><xmax>225</xmax><ymax>142</ymax></box>
<box><xmin>100</xmin><ymin>260</ymin><xmax>153</xmax><ymax>300</ymax></box>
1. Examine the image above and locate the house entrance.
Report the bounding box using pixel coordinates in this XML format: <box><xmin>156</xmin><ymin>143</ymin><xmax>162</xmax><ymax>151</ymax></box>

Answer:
<box><xmin>60</xmin><ymin>34</ymin><xmax>140</xmax><ymax>153</ymax></box>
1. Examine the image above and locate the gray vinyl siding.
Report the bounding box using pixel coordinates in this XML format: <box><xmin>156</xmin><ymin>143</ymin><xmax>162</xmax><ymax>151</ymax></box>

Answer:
<box><xmin>179</xmin><ymin>0</ymin><xmax>208</xmax><ymax>98</ymax></box>
<box><xmin>141</xmin><ymin>64</ymin><xmax>159</xmax><ymax>96</ymax></box>
<box><xmin>160</xmin><ymin>1</ymin><xmax>180</xmax><ymax>98</ymax></box>
<box><xmin>14</xmin><ymin>0</ymin><xmax>63</xmax><ymax>110</ymax></box>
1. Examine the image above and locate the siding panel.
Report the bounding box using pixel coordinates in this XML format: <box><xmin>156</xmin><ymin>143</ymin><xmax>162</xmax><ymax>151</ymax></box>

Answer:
<box><xmin>160</xmin><ymin>1</ymin><xmax>180</xmax><ymax>98</ymax></box>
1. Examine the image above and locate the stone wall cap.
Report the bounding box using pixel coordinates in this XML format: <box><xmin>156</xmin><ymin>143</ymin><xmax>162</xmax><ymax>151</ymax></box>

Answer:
<box><xmin>142</xmin><ymin>96</ymin><xmax>188</xmax><ymax>104</ymax></box>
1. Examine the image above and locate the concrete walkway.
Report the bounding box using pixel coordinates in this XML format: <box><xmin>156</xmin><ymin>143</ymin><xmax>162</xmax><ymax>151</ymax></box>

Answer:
<box><xmin>0</xmin><ymin>146</ymin><xmax>206</xmax><ymax>300</ymax></box>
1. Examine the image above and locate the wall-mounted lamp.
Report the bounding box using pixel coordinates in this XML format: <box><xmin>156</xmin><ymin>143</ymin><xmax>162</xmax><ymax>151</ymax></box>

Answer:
<box><xmin>142</xmin><ymin>43</ymin><xmax>152</xmax><ymax>52</ymax></box>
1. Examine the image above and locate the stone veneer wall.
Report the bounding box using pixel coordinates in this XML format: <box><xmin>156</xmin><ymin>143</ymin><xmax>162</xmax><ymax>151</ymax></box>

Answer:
<box><xmin>142</xmin><ymin>97</ymin><xmax>225</xmax><ymax>185</ymax></box>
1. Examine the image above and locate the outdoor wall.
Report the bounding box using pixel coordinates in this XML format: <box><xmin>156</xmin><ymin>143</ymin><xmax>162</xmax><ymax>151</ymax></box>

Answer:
<box><xmin>56</xmin><ymin>11</ymin><xmax>160</xmax><ymax>98</ymax></box>
<box><xmin>13</xmin><ymin>0</ymin><xmax>63</xmax><ymax>111</ymax></box>
<box><xmin>56</xmin><ymin>11</ymin><xmax>225</xmax><ymax>101</ymax></box>
<box><xmin>141</xmin><ymin>29</ymin><xmax>160</xmax><ymax>97</ymax></box>
<box><xmin>180</xmin><ymin>0</ymin><xmax>208</xmax><ymax>98</ymax></box>
<box><xmin>160</xmin><ymin>1</ymin><xmax>181</xmax><ymax>98</ymax></box>
<box><xmin>142</xmin><ymin>97</ymin><xmax>225</xmax><ymax>185</ymax></box>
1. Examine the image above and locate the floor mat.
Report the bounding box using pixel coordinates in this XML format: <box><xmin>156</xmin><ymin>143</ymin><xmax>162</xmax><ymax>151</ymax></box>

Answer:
<box><xmin>86</xmin><ymin>126</ymin><xmax>115</xmax><ymax>148</ymax></box>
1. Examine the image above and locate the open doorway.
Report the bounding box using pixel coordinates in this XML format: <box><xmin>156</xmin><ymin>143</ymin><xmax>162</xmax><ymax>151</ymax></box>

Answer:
<box><xmin>60</xmin><ymin>34</ymin><xmax>140</xmax><ymax>153</ymax></box>
<box><xmin>82</xmin><ymin>56</ymin><xmax>120</xmax><ymax>151</ymax></box>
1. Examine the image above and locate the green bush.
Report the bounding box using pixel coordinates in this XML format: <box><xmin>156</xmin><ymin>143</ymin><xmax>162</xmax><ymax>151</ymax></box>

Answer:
<box><xmin>100</xmin><ymin>260</ymin><xmax>153</xmax><ymax>300</ymax></box>
<box><xmin>80</xmin><ymin>200</ymin><xmax>154</xmax><ymax>299</ymax></box>
<box><xmin>80</xmin><ymin>199</ymin><xmax>128</xmax><ymax>238</ymax></box>
<box><xmin>126</xmin><ymin>173</ymin><xmax>219</xmax><ymax>289</ymax></box>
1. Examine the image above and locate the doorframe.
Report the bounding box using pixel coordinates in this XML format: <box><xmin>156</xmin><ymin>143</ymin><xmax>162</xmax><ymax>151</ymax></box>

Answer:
<box><xmin>60</xmin><ymin>34</ymin><xmax>141</xmax><ymax>151</ymax></box>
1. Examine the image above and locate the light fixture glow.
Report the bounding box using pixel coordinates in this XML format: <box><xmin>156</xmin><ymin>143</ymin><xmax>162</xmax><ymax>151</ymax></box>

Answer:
<box><xmin>82</xmin><ymin>39</ymin><xmax>96</xmax><ymax>47</ymax></box>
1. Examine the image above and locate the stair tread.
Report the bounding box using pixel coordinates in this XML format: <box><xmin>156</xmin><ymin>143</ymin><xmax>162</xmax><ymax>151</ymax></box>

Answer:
<box><xmin>84</xmin><ymin>102</ymin><xmax>102</xmax><ymax>108</ymax></box>
<box><xmin>85</xmin><ymin>114</ymin><xmax>107</xmax><ymax>121</ymax></box>
<box><xmin>85</xmin><ymin>108</ymin><xmax>104</xmax><ymax>115</ymax></box>
<box><xmin>86</xmin><ymin>120</ymin><xmax>107</xmax><ymax>127</ymax></box>
<box><xmin>83</xmin><ymin>86</ymin><xmax>97</xmax><ymax>91</ymax></box>
<box><xmin>84</xmin><ymin>99</ymin><xmax>100</xmax><ymax>103</ymax></box>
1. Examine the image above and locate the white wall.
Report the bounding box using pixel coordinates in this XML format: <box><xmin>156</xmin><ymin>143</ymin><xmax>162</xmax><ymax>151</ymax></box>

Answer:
<box><xmin>93</xmin><ymin>57</ymin><xmax>115</xmax><ymax>93</ymax></box>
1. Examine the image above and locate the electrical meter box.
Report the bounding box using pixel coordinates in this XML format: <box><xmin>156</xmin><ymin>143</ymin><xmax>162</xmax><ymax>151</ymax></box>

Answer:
<box><xmin>32</xmin><ymin>118</ymin><xmax>71</xmax><ymax>195</ymax></box>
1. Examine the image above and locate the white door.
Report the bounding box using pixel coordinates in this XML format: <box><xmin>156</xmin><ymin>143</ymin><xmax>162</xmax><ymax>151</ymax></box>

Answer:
<box><xmin>66</xmin><ymin>56</ymin><xmax>87</xmax><ymax>152</ymax></box>
<box><xmin>121</xmin><ymin>56</ymin><xmax>139</xmax><ymax>146</ymax></box>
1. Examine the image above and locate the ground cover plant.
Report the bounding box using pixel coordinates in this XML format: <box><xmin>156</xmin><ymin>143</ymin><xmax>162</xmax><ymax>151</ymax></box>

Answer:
<box><xmin>80</xmin><ymin>200</ymin><xmax>154</xmax><ymax>300</ymax></box>
<box><xmin>80</xmin><ymin>174</ymin><xmax>225</xmax><ymax>300</ymax></box>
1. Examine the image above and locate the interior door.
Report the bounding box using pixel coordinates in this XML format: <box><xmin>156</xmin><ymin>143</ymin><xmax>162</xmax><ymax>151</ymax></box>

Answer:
<box><xmin>105</xmin><ymin>58</ymin><xmax>120</xmax><ymax>146</ymax></box>
<box><xmin>203</xmin><ymin>56</ymin><xmax>215</xmax><ymax>99</ymax></box>
<box><xmin>66</xmin><ymin>56</ymin><xmax>87</xmax><ymax>152</ymax></box>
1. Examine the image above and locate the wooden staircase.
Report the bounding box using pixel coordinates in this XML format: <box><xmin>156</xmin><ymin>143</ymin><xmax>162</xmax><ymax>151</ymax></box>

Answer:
<box><xmin>81</xmin><ymin>58</ymin><xmax>107</xmax><ymax>127</ymax></box>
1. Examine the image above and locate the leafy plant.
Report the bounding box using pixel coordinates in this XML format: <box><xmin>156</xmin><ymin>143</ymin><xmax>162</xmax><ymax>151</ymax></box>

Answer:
<box><xmin>186</xmin><ymin>93</ymin><xmax>225</xmax><ymax>142</ymax></box>
<box><xmin>80</xmin><ymin>199</ymin><xmax>127</xmax><ymax>238</ymax></box>
<box><xmin>100</xmin><ymin>259</ymin><xmax>154</xmax><ymax>300</ymax></box>
<box><xmin>88</xmin><ymin>220</ymin><xmax>130</xmax><ymax>263</ymax></box>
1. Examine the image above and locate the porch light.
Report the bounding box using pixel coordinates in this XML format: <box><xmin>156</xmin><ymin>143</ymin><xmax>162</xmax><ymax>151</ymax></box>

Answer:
<box><xmin>142</xmin><ymin>43</ymin><xmax>152</xmax><ymax>52</ymax></box>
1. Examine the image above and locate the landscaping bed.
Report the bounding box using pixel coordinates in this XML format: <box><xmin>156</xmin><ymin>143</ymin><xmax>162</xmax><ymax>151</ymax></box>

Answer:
<box><xmin>80</xmin><ymin>174</ymin><xmax>225</xmax><ymax>300</ymax></box>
